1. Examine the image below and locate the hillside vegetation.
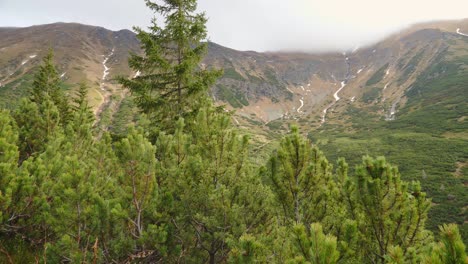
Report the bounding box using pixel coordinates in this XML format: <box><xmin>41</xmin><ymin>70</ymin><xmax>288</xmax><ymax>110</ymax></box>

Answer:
<box><xmin>310</xmin><ymin>45</ymin><xmax>468</xmax><ymax>243</ymax></box>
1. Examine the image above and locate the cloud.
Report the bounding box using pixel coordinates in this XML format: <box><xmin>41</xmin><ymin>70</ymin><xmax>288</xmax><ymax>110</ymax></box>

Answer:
<box><xmin>1</xmin><ymin>0</ymin><xmax>467</xmax><ymax>52</ymax></box>
<box><xmin>199</xmin><ymin>0</ymin><xmax>468</xmax><ymax>51</ymax></box>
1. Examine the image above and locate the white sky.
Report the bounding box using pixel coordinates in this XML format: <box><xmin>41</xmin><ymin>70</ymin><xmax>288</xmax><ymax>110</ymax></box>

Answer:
<box><xmin>0</xmin><ymin>0</ymin><xmax>467</xmax><ymax>52</ymax></box>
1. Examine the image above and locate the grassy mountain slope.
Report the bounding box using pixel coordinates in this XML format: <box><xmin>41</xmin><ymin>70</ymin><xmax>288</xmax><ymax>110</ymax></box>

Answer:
<box><xmin>309</xmin><ymin>38</ymin><xmax>468</xmax><ymax>241</ymax></box>
<box><xmin>0</xmin><ymin>23</ymin><xmax>140</xmax><ymax>130</ymax></box>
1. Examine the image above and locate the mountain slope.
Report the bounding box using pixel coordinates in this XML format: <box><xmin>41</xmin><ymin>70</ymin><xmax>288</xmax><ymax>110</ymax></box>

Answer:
<box><xmin>0</xmin><ymin>22</ymin><xmax>140</xmax><ymax>122</ymax></box>
<box><xmin>1</xmin><ymin>20</ymin><xmax>467</xmax><ymax>125</ymax></box>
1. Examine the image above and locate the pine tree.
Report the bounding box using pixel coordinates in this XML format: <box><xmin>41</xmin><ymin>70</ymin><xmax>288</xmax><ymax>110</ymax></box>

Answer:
<box><xmin>13</xmin><ymin>51</ymin><xmax>73</xmax><ymax>162</ymax></box>
<box><xmin>31</xmin><ymin>50</ymin><xmax>70</xmax><ymax>125</ymax></box>
<box><xmin>0</xmin><ymin>110</ymin><xmax>22</xmax><ymax>235</ymax></box>
<box><xmin>0</xmin><ymin>110</ymin><xmax>18</xmax><ymax>178</ymax></box>
<box><xmin>264</xmin><ymin>126</ymin><xmax>337</xmax><ymax>227</ymax></box>
<box><xmin>155</xmin><ymin>108</ymin><xmax>273</xmax><ymax>263</ymax></box>
<box><xmin>348</xmin><ymin>156</ymin><xmax>432</xmax><ymax>263</ymax></box>
<box><xmin>24</xmin><ymin>114</ymin><xmax>123</xmax><ymax>262</ymax></box>
<box><xmin>118</xmin><ymin>0</ymin><xmax>221</xmax><ymax>133</ymax></box>
<box><xmin>0</xmin><ymin>111</ymin><xmax>49</xmax><ymax>260</ymax></box>
<box><xmin>333</xmin><ymin>158</ymin><xmax>360</xmax><ymax>263</ymax></box>
<box><xmin>14</xmin><ymin>97</ymin><xmax>61</xmax><ymax>162</ymax></box>
<box><xmin>72</xmin><ymin>82</ymin><xmax>93</xmax><ymax>115</ymax></box>
<box><xmin>385</xmin><ymin>246</ymin><xmax>405</xmax><ymax>264</ymax></box>
<box><xmin>264</xmin><ymin>128</ymin><xmax>357</xmax><ymax>263</ymax></box>
<box><xmin>113</xmin><ymin>128</ymin><xmax>168</xmax><ymax>261</ymax></box>
<box><xmin>228</xmin><ymin>234</ymin><xmax>265</xmax><ymax>264</ymax></box>
<box><xmin>43</xmin><ymin>144</ymin><xmax>106</xmax><ymax>262</ymax></box>
<box><xmin>88</xmin><ymin>133</ymin><xmax>131</xmax><ymax>262</ymax></box>
<box><xmin>287</xmin><ymin>223</ymin><xmax>340</xmax><ymax>264</ymax></box>
<box><xmin>421</xmin><ymin>224</ymin><xmax>467</xmax><ymax>264</ymax></box>
<box><xmin>70</xmin><ymin>82</ymin><xmax>95</xmax><ymax>139</ymax></box>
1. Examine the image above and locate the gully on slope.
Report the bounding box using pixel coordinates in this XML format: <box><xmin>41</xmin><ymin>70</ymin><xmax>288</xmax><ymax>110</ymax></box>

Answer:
<box><xmin>320</xmin><ymin>54</ymin><xmax>351</xmax><ymax>124</ymax></box>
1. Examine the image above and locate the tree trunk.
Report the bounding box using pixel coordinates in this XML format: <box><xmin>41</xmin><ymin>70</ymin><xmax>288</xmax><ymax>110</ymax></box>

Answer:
<box><xmin>209</xmin><ymin>252</ymin><xmax>215</xmax><ymax>264</ymax></box>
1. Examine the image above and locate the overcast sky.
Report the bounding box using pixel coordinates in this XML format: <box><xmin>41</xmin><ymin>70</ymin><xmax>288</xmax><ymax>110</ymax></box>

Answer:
<box><xmin>1</xmin><ymin>0</ymin><xmax>467</xmax><ymax>52</ymax></box>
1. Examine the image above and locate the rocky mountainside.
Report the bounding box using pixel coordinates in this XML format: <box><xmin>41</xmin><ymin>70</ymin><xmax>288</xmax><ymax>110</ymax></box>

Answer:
<box><xmin>205</xmin><ymin>19</ymin><xmax>468</xmax><ymax>128</ymax></box>
<box><xmin>0</xmin><ymin>22</ymin><xmax>140</xmax><ymax>119</ymax></box>
<box><xmin>1</xmin><ymin>20</ymin><xmax>467</xmax><ymax>127</ymax></box>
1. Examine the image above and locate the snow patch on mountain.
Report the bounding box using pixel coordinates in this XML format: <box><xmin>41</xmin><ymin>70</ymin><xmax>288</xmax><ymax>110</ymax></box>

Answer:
<box><xmin>321</xmin><ymin>104</ymin><xmax>333</xmax><ymax>124</ymax></box>
<box><xmin>297</xmin><ymin>97</ymin><xmax>304</xmax><ymax>113</ymax></box>
<box><xmin>333</xmin><ymin>81</ymin><xmax>346</xmax><ymax>101</ymax></box>
<box><xmin>456</xmin><ymin>28</ymin><xmax>468</xmax><ymax>37</ymax></box>
<box><xmin>102</xmin><ymin>48</ymin><xmax>115</xmax><ymax>81</ymax></box>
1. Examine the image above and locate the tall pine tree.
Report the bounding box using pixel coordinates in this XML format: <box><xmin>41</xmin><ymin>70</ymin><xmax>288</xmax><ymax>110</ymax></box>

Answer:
<box><xmin>14</xmin><ymin>50</ymin><xmax>71</xmax><ymax>161</ymax></box>
<box><xmin>119</xmin><ymin>0</ymin><xmax>221</xmax><ymax>133</ymax></box>
<box><xmin>31</xmin><ymin>50</ymin><xmax>70</xmax><ymax>125</ymax></box>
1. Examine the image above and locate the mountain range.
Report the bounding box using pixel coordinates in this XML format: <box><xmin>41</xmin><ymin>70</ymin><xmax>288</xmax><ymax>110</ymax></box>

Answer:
<box><xmin>1</xmin><ymin>21</ymin><xmax>467</xmax><ymax>125</ymax></box>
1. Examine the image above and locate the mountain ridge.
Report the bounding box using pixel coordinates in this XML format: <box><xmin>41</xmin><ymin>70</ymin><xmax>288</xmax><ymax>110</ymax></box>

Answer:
<box><xmin>0</xmin><ymin>19</ymin><xmax>467</xmax><ymax>125</ymax></box>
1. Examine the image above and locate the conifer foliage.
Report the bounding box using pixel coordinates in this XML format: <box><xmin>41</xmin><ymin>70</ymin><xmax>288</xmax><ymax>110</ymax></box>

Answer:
<box><xmin>31</xmin><ymin>50</ymin><xmax>70</xmax><ymax>125</ymax></box>
<box><xmin>422</xmin><ymin>224</ymin><xmax>467</xmax><ymax>264</ymax></box>
<box><xmin>266</xmin><ymin>126</ymin><xmax>337</xmax><ymax>227</ymax></box>
<box><xmin>119</xmin><ymin>0</ymin><xmax>221</xmax><ymax>132</ymax></box>
<box><xmin>13</xmin><ymin>50</ymin><xmax>69</xmax><ymax>162</ymax></box>
<box><xmin>352</xmin><ymin>157</ymin><xmax>432</xmax><ymax>263</ymax></box>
